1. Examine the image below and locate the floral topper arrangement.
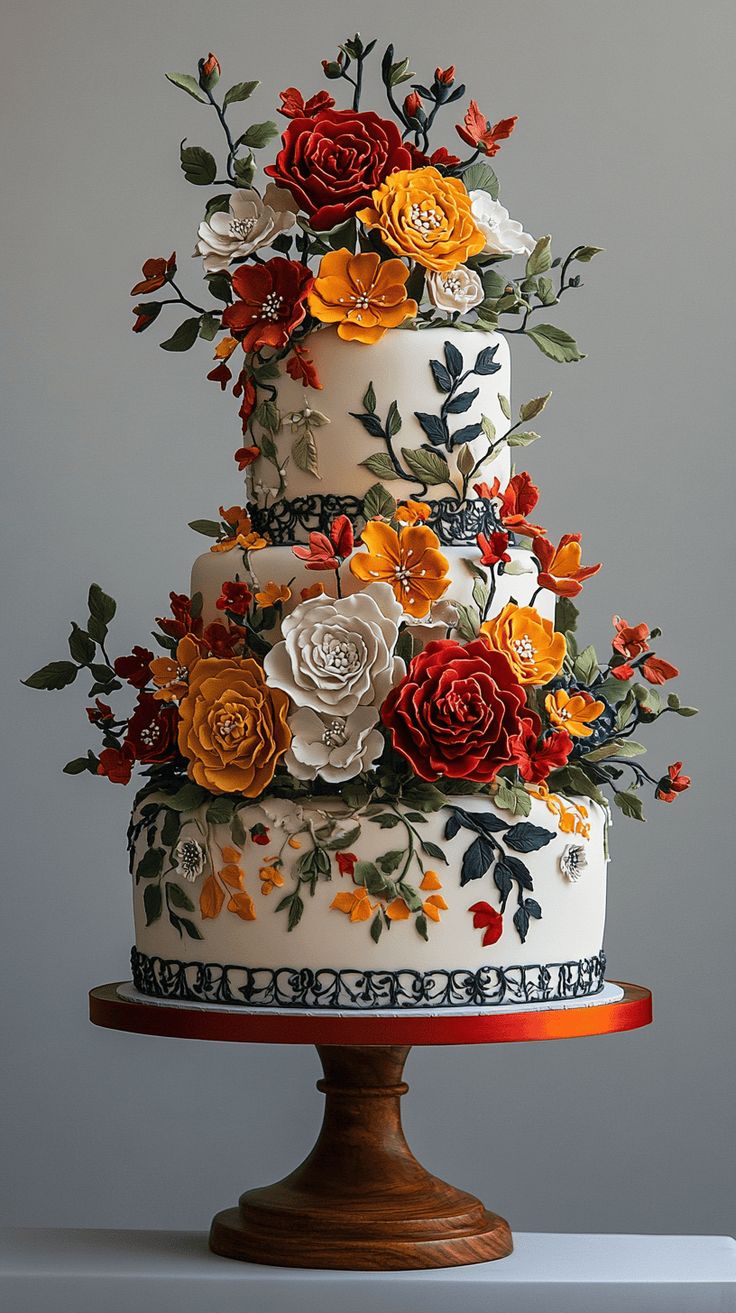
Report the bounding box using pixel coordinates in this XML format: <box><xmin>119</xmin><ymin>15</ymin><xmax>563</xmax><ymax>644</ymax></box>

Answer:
<box><xmin>130</xmin><ymin>35</ymin><xmax>602</xmax><ymax>478</ymax></box>
<box><xmin>24</xmin><ymin>37</ymin><xmax>696</xmax><ymax>950</ymax></box>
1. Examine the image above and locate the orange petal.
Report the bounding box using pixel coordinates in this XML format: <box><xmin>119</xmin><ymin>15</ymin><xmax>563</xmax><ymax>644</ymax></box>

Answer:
<box><xmin>227</xmin><ymin>890</ymin><xmax>256</xmax><ymax>921</ymax></box>
<box><xmin>221</xmin><ymin>846</ymin><xmax>241</xmax><ymax>864</ymax></box>
<box><xmin>420</xmin><ymin>870</ymin><xmax>443</xmax><ymax>890</ymax></box>
<box><xmin>200</xmin><ymin>874</ymin><xmax>225</xmax><ymax>919</ymax></box>
<box><xmin>385</xmin><ymin>897</ymin><xmax>411</xmax><ymax>921</ymax></box>
<box><xmin>331</xmin><ymin>891</ymin><xmax>356</xmax><ymax>915</ymax></box>
<box><xmin>219</xmin><ymin>863</ymin><xmax>244</xmax><ymax>889</ymax></box>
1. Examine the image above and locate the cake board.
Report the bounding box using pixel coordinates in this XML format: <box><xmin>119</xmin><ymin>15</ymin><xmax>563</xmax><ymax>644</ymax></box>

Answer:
<box><xmin>89</xmin><ymin>980</ymin><xmax>651</xmax><ymax>1270</ymax></box>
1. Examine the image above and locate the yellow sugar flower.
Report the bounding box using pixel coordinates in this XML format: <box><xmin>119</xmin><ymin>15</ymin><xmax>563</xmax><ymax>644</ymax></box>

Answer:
<box><xmin>481</xmin><ymin>604</ymin><xmax>566</xmax><ymax>686</ymax></box>
<box><xmin>258</xmin><ymin>864</ymin><xmax>285</xmax><ymax>896</ymax></box>
<box><xmin>545</xmin><ymin>688</ymin><xmax>606</xmax><ymax>737</ymax></box>
<box><xmin>255</xmin><ymin>581</ymin><xmax>292</xmax><ymax>608</ymax></box>
<box><xmin>395</xmin><ymin>499</ymin><xmax>432</xmax><ymax>526</ymax></box>
<box><xmin>308</xmin><ymin>249</ymin><xmax>417</xmax><ymax>344</ymax></box>
<box><xmin>357</xmin><ymin>167</ymin><xmax>485</xmax><ymax>273</ymax></box>
<box><xmin>150</xmin><ymin>635</ymin><xmax>200</xmax><ymax>702</ymax></box>
<box><xmin>349</xmin><ymin>519</ymin><xmax>450</xmax><ymax>619</ymax></box>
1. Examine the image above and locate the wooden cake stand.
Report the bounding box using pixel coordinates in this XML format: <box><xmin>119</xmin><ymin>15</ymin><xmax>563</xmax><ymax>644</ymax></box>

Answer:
<box><xmin>89</xmin><ymin>980</ymin><xmax>651</xmax><ymax>1271</ymax></box>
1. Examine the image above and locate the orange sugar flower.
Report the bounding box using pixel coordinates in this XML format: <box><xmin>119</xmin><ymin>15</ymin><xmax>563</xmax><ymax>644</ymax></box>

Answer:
<box><xmin>258</xmin><ymin>864</ymin><xmax>285</xmax><ymax>895</ymax></box>
<box><xmin>330</xmin><ymin>886</ymin><xmax>376</xmax><ymax>923</ymax></box>
<box><xmin>357</xmin><ymin>167</ymin><xmax>485</xmax><ymax>273</ymax></box>
<box><xmin>420</xmin><ymin>870</ymin><xmax>443</xmax><ymax>890</ymax></box>
<box><xmin>255</xmin><ymin>581</ymin><xmax>292</xmax><ymax>608</ymax></box>
<box><xmin>481</xmin><ymin>604</ymin><xmax>566</xmax><ymax>686</ymax></box>
<box><xmin>349</xmin><ymin>519</ymin><xmax>450</xmax><ymax>618</ymax></box>
<box><xmin>385</xmin><ymin>897</ymin><xmax>411</xmax><ymax>921</ymax></box>
<box><xmin>300</xmin><ymin>582</ymin><xmax>326</xmax><ymax>601</ymax></box>
<box><xmin>150</xmin><ymin>635</ymin><xmax>200</xmax><ymax>702</ymax></box>
<box><xmin>545</xmin><ymin>688</ymin><xmax>606</xmax><ymax>737</ymax></box>
<box><xmin>395</xmin><ymin>499</ymin><xmax>432</xmax><ymax>526</ymax></box>
<box><xmin>533</xmin><ymin>533</ymin><xmax>601</xmax><ymax>598</ymax></box>
<box><xmin>308</xmin><ymin>249</ymin><xmax>417</xmax><ymax>344</ymax></box>
<box><xmin>423</xmin><ymin>893</ymin><xmax>449</xmax><ymax>922</ymax></box>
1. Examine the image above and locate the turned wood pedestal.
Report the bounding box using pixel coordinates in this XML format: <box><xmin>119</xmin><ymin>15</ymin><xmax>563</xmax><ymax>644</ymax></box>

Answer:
<box><xmin>89</xmin><ymin>981</ymin><xmax>651</xmax><ymax>1271</ymax></box>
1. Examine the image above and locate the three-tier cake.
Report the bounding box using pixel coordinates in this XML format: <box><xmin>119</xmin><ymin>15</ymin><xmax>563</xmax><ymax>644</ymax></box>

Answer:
<box><xmin>26</xmin><ymin>36</ymin><xmax>694</xmax><ymax>1009</ymax></box>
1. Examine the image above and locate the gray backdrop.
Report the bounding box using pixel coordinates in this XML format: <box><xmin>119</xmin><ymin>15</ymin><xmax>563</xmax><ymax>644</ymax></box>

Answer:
<box><xmin>2</xmin><ymin>0</ymin><xmax>734</xmax><ymax>1238</ymax></box>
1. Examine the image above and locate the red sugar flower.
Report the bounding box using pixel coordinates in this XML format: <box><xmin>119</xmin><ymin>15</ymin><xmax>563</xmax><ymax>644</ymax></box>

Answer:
<box><xmin>475</xmin><ymin>472</ymin><xmax>545</xmax><ymax>538</ymax></box>
<box><xmin>469</xmin><ymin>901</ymin><xmax>504</xmax><ymax>946</ymax></box>
<box><xmin>278</xmin><ymin>87</ymin><xmax>335</xmax><ymax>119</ymax></box>
<box><xmin>265</xmin><ymin>108</ymin><xmax>412</xmax><ymax>231</ymax></box>
<box><xmin>456</xmin><ymin>101</ymin><xmax>517</xmax><ymax>156</ymax></box>
<box><xmin>641</xmin><ymin>655</ymin><xmax>679</xmax><ymax>685</ymax></box>
<box><xmin>336</xmin><ymin>852</ymin><xmax>358</xmax><ymax>878</ymax></box>
<box><xmin>293</xmin><ymin>531</ymin><xmax>340</xmax><ymax>571</ymax></box>
<box><xmin>113</xmin><ymin>645</ymin><xmax>154</xmax><ymax>689</ymax></box>
<box><xmin>216</xmin><ymin>581</ymin><xmax>253</xmax><ymax>617</ymax></box>
<box><xmin>130</xmin><ymin>252</ymin><xmax>176</xmax><ymax>296</ymax></box>
<box><xmin>234</xmin><ymin>445</ymin><xmax>260</xmax><ymax>470</ymax></box>
<box><xmin>201</xmin><ymin>622</ymin><xmax>241</xmax><ymax>657</ymax></box>
<box><xmin>612</xmin><ymin>616</ymin><xmax>650</xmax><ymax>659</ymax></box>
<box><xmin>221</xmin><ymin>258</ymin><xmax>313</xmax><ymax>353</ymax></box>
<box><xmin>97</xmin><ymin>744</ymin><xmax>134</xmax><ymax>785</ymax></box>
<box><xmin>125</xmin><ymin>692</ymin><xmax>178</xmax><ymax>764</ymax></box>
<box><xmin>250</xmin><ymin>824</ymin><xmax>270</xmax><ymax>845</ymax></box>
<box><xmin>477</xmin><ymin>530</ymin><xmax>511</xmax><ymax>567</ymax></box>
<box><xmin>156</xmin><ymin>592</ymin><xmax>203</xmax><ymax>641</ymax></box>
<box><xmin>512</xmin><ymin>727</ymin><xmax>573</xmax><ymax>784</ymax></box>
<box><xmin>207</xmin><ymin>361</ymin><xmax>232</xmax><ymax>391</ymax></box>
<box><xmin>381</xmin><ymin>638</ymin><xmax>536</xmax><ymax>784</ymax></box>
<box><xmin>655</xmin><ymin>761</ymin><xmax>691</xmax><ymax>803</ymax></box>
<box><xmin>533</xmin><ymin>533</ymin><xmax>601</xmax><ymax>598</ymax></box>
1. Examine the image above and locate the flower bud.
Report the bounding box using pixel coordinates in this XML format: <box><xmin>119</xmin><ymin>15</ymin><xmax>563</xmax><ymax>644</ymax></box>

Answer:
<box><xmin>403</xmin><ymin>90</ymin><xmax>422</xmax><ymax>119</ymax></box>
<box><xmin>435</xmin><ymin>65</ymin><xmax>455</xmax><ymax>86</ymax></box>
<box><xmin>198</xmin><ymin>52</ymin><xmax>221</xmax><ymax>91</ymax></box>
<box><xmin>321</xmin><ymin>54</ymin><xmax>344</xmax><ymax>79</ymax></box>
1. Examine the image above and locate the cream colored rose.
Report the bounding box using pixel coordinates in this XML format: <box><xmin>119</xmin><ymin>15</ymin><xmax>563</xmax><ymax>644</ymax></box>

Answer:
<box><xmin>427</xmin><ymin>265</ymin><xmax>484</xmax><ymax>313</ymax></box>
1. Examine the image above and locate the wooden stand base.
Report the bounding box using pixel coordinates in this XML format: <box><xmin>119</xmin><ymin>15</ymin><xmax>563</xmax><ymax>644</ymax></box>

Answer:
<box><xmin>209</xmin><ymin>1044</ymin><xmax>511</xmax><ymax>1270</ymax></box>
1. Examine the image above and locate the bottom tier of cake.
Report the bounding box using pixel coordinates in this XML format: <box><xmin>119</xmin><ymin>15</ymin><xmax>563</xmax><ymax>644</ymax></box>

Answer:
<box><xmin>130</xmin><ymin>790</ymin><xmax>609</xmax><ymax>1010</ymax></box>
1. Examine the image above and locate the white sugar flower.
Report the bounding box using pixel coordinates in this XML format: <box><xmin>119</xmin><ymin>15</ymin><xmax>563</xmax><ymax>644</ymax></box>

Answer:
<box><xmin>469</xmin><ymin>192</ymin><xmax>535</xmax><ymax>257</ymax></box>
<box><xmin>172</xmin><ymin>835</ymin><xmax>207</xmax><ymax>882</ymax></box>
<box><xmin>427</xmin><ymin>265</ymin><xmax>484</xmax><ymax>313</ymax></box>
<box><xmin>404</xmin><ymin>598</ymin><xmax>460</xmax><ymax>648</ymax></box>
<box><xmin>264</xmin><ymin>582</ymin><xmax>404</xmax><ymax>718</ymax></box>
<box><xmin>195</xmin><ymin>185</ymin><xmax>298</xmax><ymax>273</ymax></box>
<box><xmin>284</xmin><ymin>706</ymin><xmax>384</xmax><ymax>783</ymax></box>
<box><xmin>560</xmin><ymin>844</ymin><xmax>588</xmax><ymax>882</ymax></box>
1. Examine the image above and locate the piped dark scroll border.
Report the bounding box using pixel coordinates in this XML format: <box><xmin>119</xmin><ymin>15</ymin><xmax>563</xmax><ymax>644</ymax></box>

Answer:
<box><xmin>131</xmin><ymin>947</ymin><xmax>606</xmax><ymax>1010</ymax></box>
<box><xmin>249</xmin><ymin>495</ymin><xmax>504</xmax><ymax>547</ymax></box>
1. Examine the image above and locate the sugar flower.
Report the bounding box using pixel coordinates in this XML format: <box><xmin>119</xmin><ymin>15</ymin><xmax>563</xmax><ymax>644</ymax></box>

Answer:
<box><xmin>427</xmin><ymin>265</ymin><xmax>484</xmax><ymax>314</ymax></box>
<box><xmin>469</xmin><ymin>192</ymin><xmax>534</xmax><ymax>256</ymax></box>
<box><xmin>349</xmin><ymin>520</ymin><xmax>450</xmax><ymax>619</ymax></box>
<box><xmin>308</xmin><ymin>249</ymin><xmax>417</xmax><ymax>344</ymax></box>
<box><xmin>195</xmin><ymin>185</ymin><xmax>297</xmax><ymax>273</ymax></box>
<box><xmin>545</xmin><ymin>688</ymin><xmax>606</xmax><ymax>737</ymax></box>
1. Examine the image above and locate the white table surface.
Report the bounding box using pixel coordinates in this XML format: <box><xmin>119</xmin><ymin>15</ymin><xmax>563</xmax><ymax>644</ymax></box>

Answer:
<box><xmin>1</xmin><ymin>1228</ymin><xmax>734</xmax><ymax>1313</ymax></box>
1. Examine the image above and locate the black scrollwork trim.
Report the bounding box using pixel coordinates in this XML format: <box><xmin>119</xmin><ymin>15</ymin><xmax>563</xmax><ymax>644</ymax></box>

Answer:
<box><xmin>249</xmin><ymin>495</ymin><xmax>504</xmax><ymax>546</ymax></box>
<box><xmin>131</xmin><ymin>947</ymin><xmax>606</xmax><ymax>1010</ymax></box>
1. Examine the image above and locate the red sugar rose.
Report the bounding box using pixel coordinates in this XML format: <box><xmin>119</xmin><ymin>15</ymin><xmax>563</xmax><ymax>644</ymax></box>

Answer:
<box><xmin>381</xmin><ymin>638</ymin><xmax>534</xmax><ymax>784</ymax></box>
<box><xmin>264</xmin><ymin>108</ymin><xmax>413</xmax><ymax>231</ymax></box>
<box><xmin>125</xmin><ymin>692</ymin><xmax>178</xmax><ymax>764</ymax></box>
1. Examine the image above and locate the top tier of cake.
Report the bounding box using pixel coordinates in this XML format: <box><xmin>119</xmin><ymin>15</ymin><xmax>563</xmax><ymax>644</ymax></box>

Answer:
<box><xmin>249</xmin><ymin>326</ymin><xmax>512</xmax><ymax>511</ymax></box>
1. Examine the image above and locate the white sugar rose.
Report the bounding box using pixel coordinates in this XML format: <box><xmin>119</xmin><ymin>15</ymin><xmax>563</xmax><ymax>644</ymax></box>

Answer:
<box><xmin>284</xmin><ymin>706</ymin><xmax>384</xmax><ymax>783</ymax></box>
<box><xmin>195</xmin><ymin>184</ymin><xmax>297</xmax><ymax>273</ymax></box>
<box><xmin>263</xmin><ymin>582</ymin><xmax>404</xmax><ymax>718</ymax></box>
<box><xmin>427</xmin><ymin>265</ymin><xmax>484</xmax><ymax>313</ymax></box>
<box><xmin>469</xmin><ymin>192</ymin><xmax>535</xmax><ymax>257</ymax></box>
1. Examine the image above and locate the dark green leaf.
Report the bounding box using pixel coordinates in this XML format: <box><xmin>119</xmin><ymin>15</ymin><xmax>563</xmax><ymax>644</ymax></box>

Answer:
<box><xmin>167</xmin><ymin>782</ymin><xmax>208</xmax><ymax>813</ymax></box>
<box><xmin>88</xmin><ymin>583</ymin><xmax>117</xmax><ymax>625</ymax></box>
<box><xmin>206</xmin><ymin>796</ymin><xmax>236</xmax><ymax>824</ymax></box>
<box><xmin>503</xmin><ymin>822</ymin><xmax>554</xmax><ymax>853</ymax></box>
<box><xmin>288</xmin><ymin>894</ymin><xmax>304</xmax><ymax>931</ymax></box>
<box><xmin>445</xmin><ymin>388</ymin><xmax>479</xmax><ymax>415</ymax></box>
<box><xmin>199</xmin><ymin>312</ymin><xmax>219</xmax><ymax>341</ymax></box>
<box><xmin>179</xmin><ymin>143</ymin><xmax>217</xmax><ymax>186</ymax></box>
<box><xmin>370</xmin><ymin>911</ymin><xmax>383</xmax><ymax>943</ymax></box>
<box><xmin>430</xmin><ymin>359</ymin><xmax>453</xmax><ymax>393</ymax></box>
<box><xmin>474</xmin><ymin>344</ymin><xmax>501</xmax><ymax>375</ymax></box>
<box><xmin>68</xmin><ymin>624</ymin><xmax>95</xmax><ymax>666</ymax></box>
<box><xmin>233</xmin><ymin>153</ymin><xmax>255</xmax><ymax>186</ymax></box>
<box><xmin>556</xmin><ymin>596</ymin><xmax>579</xmax><ymax>636</ymax></box>
<box><xmin>614</xmin><ymin>790</ymin><xmax>646</xmax><ymax>821</ymax></box>
<box><xmin>415</xmin><ymin>913</ymin><xmax>429</xmax><ymax>941</ymax></box>
<box><xmin>460</xmin><ymin>835</ymin><xmax>495</xmax><ymax>884</ymax></box>
<box><xmin>386</xmin><ymin>400</ymin><xmax>402</xmax><ymax>437</ymax></box>
<box><xmin>166</xmin><ymin>881</ymin><xmax>195</xmax><ymax>911</ymax></box>
<box><xmin>403</xmin><ymin>781</ymin><xmax>446</xmax><ymax>812</ymax></box>
<box><xmin>444</xmin><ymin>340</ymin><xmax>463</xmax><ymax>377</ymax></box>
<box><xmin>482</xmin><ymin>268</ymin><xmax>507</xmax><ymax>299</ymax></box>
<box><xmin>204</xmin><ymin>195</ymin><xmax>232</xmax><ymax>223</ymax></box>
<box><xmin>137</xmin><ymin>847</ymin><xmax>164</xmax><ymax>881</ymax></box>
<box><xmin>362</xmin><ymin>381</ymin><xmax>377</xmax><ymax>413</ymax></box>
<box><xmin>63</xmin><ymin>757</ymin><xmax>92</xmax><ymax>775</ymax></box>
<box><xmin>160</xmin><ymin>809</ymin><xmax>181</xmax><ymax>848</ymax></box>
<box><xmin>160</xmin><ymin>317</ymin><xmax>202</xmax><ymax>351</ymax></box>
<box><xmin>143</xmin><ymin>883</ymin><xmax>162</xmax><ymax>925</ymax></box>
<box><xmin>23</xmin><ymin>660</ymin><xmax>78</xmax><ymax>690</ymax></box>
<box><xmin>240</xmin><ymin>120</ymin><xmax>278</xmax><ymax>149</ymax></box>
<box><xmin>363</xmin><ymin>483</ymin><xmax>396</xmax><ymax>520</ymax></box>
<box><xmin>189</xmin><ymin>519</ymin><xmax>222</xmax><ymax>538</ymax></box>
